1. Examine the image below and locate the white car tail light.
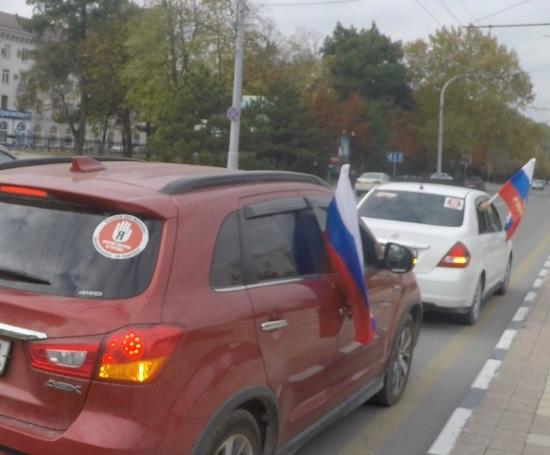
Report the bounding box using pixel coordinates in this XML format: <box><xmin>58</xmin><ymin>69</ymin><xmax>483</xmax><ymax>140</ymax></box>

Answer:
<box><xmin>438</xmin><ymin>242</ymin><xmax>470</xmax><ymax>268</ymax></box>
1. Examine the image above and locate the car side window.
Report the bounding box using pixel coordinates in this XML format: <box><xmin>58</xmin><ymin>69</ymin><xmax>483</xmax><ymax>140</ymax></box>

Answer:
<box><xmin>476</xmin><ymin>199</ymin><xmax>490</xmax><ymax>234</ymax></box>
<box><xmin>210</xmin><ymin>212</ymin><xmax>244</xmax><ymax>289</ymax></box>
<box><xmin>245</xmin><ymin>208</ymin><xmax>329</xmax><ymax>283</ymax></box>
<box><xmin>487</xmin><ymin>205</ymin><xmax>503</xmax><ymax>232</ymax></box>
<box><xmin>308</xmin><ymin>196</ymin><xmax>379</xmax><ymax>269</ymax></box>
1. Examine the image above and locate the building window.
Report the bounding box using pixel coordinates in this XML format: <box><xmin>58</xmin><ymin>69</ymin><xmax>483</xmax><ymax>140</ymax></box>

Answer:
<box><xmin>1</xmin><ymin>45</ymin><xmax>10</xmax><ymax>59</ymax></box>
<box><xmin>0</xmin><ymin>121</ymin><xmax>7</xmax><ymax>130</ymax></box>
<box><xmin>1</xmin><ymin>95</ymin><xmax>7</xmax><ymax>109</ymax></box>
<box><xmin>2</xmin><ymin>70</ymin><xmax>9</xmax><ymax>84</ymax></box>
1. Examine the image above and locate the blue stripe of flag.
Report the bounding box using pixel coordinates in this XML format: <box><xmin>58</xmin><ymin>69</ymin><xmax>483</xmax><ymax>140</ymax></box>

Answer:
<box><xmin>510</xmin><ymin>168</ymin><xmax>530</xmax><ymax>201</ymax></box>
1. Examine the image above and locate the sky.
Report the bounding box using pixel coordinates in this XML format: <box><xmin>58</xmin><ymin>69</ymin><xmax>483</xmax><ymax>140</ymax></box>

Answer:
<box><xmin>2</xmin><ymin>0</ymin><xmax>550</xmax><ymax>123</ymax></box>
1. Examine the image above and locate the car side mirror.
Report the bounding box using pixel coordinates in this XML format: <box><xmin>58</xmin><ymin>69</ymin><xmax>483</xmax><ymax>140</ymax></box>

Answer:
<box><xmin>384</xmin><ymin>242</ymin><xmax>415</xmax><ymax>273</ymax></box>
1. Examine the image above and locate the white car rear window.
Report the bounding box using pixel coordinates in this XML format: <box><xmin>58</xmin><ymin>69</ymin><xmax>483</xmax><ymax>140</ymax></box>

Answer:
<box><xmin>359</xmin><ymin>190</ymin><xmax>465</xmax><ymax>227</ymax></box>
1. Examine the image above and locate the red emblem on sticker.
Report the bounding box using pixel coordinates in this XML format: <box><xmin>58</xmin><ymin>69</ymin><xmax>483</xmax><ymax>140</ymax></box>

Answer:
<box><xmin>93</xmin><ymin>214</ymin><xmax>149</xmax><ymax>259</ymax></box>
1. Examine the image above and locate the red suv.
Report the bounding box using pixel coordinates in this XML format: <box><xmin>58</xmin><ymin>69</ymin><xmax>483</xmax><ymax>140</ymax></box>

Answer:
<box><xmin>0</xmin><ymin>157</ymin><xmax>421</xmax><ymax>455</ymax></box>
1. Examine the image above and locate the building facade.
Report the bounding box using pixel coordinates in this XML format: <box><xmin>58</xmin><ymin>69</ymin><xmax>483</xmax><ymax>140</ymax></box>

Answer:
<box><xmin>0</xmin><ymin>11</ymin><xmax>146</xmax><ymax>152</ymax></box>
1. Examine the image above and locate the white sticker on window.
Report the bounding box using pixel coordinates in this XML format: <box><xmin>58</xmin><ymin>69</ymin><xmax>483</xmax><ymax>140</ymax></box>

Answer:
<box><xmin>444</xmin><ymin>197</ymin><xmax>464</xmax><ymax>210</ymax></box>
<box><xmin>92</xmin><ymin>214</ymin><xmax>149</xmax><ymax>260</ymax></box>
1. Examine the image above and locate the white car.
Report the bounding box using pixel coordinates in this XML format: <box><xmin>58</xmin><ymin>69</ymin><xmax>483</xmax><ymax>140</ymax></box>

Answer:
<box><xmin>532</xmin><ymin>179</ymin><xmax>545</xmax><ymax>190</ymax></box>
<box><xmin>429</xmin><ymin>172</ymin><xmax>453</xmax><ymax>181</ymax></box>
<box><xmin>358</xmin><ymin>182</ymin><xmax>513</xmax><ymax>324</ymax></box>
<box><xmin>354</xmin><ymin>172</ymin><xmax>391</xmax><ymax>196</ymax></box>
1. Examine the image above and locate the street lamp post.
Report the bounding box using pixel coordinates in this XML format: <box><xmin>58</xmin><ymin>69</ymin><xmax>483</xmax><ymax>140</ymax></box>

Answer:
<box><xmin>436</xmin><ymin>74</ymin><xmax>468</xmax><ymax>177</ymax></box>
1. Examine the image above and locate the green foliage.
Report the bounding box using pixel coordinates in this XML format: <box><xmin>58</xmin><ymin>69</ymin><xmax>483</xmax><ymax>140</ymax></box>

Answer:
<box><xmin>405</xmin><ymin>26</ymin><xmax>537</xmax><ymax>176</ymax></box>
<box><xmin>240</xmin><ymin>80</ymin><xmax>330</xmax><ymax>176</ymax></box>
<box><xmin>19</xmin><ymin>0</ymin><xmax>128</xmax><ymax>153</ymax></box>
<box><xmin>148</xmin><ymin>66</ymin><xmax>230</xmax><ymax>164</ymax></box>
<box><xmin>322</xmin><ymin>22</ymin><xmax>411</xmax><ymax>108</ymax></box>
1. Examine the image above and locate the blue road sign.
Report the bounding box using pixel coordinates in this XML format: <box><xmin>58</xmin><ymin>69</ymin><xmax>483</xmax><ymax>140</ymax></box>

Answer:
<box><xmin>386</xmin><ymin>151</ymin><xmax>404</xmax><ymax>163</ymax></box>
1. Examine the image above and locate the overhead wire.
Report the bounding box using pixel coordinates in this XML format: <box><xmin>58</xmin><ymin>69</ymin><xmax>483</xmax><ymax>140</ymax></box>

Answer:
<box><xmin>472</xmin><ymin>0</ymin><xmax>532</xmax><ymax>24</ymax></box>
<box><xmin>436</xmin><ymin>0</ymin><xmax>464</xmax><ymax>25</ymax></box>
<box><xmin>415</xmin><ymin>0</ymin><xmax>442</xmax><ymax>25</ymax></box>
<box><xmin>455</xmin><ymin>0</ymin><xmax>474</xmax><ymax>21</ymax></box>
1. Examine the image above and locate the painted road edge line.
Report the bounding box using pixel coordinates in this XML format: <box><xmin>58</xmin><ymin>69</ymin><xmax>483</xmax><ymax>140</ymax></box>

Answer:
<box><xmin>427</xmin><ymin>282</ymin><xmax>542</xmax><ymax>455</ymax></box>
<box><xmin>428</xmin><ymin>408</ymin><xmax>472</xmax><ymax>455</ymax></box>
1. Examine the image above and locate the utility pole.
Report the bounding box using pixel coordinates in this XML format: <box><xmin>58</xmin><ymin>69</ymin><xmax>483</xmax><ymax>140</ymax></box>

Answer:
<box><xmin>227</xmin><ymin>0</ymin><xmax>246</xmax><ymax>170</ymax></box>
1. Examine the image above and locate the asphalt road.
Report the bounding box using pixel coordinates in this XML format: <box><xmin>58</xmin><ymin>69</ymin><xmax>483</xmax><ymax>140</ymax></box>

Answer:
<box><xmin>297</xmin><ymin>185</ymin><xmax>550</xmax><ymax>455</ymax></box>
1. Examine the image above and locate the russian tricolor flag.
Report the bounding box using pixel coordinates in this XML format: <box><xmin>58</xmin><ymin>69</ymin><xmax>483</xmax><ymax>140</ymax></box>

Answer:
<box><xmin>497</xmin><ymin>158</ymin><xmax>535</xmax><ymax>240</ymax></box>
<box><xmin>326</xmin><ymin>165</ymin><xmax>374</xmax><ymax>344</ymax></box>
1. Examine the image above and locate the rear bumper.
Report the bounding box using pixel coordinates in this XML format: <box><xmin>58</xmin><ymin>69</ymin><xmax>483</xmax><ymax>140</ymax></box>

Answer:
<box><xmin>415</xmin><ymin>267</ymin><xmax>477</xmax><ymax>312</ymax></box>
<box><xmin>0</xmin><ymin>406</ymin><xmax>206</xmax><ymax>455</ymax></box>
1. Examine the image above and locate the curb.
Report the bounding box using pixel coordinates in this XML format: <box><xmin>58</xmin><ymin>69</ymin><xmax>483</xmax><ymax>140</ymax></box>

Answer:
<box><xmin>427</xmin><ymin>255</ymin><xmax>550</xmax><ymax>455</ymax></box>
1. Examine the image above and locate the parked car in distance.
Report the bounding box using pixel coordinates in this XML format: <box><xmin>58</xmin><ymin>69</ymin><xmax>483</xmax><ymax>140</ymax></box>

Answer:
<box><xmin>354</xmin><ymin>171</ymin><xmax>391</xmax><ymax>196</ymax></box>
<box><xmin>0</xmin><ymin>157</ymin><xmax>422</xmax><ymax>455</ymax></box>
<box><xmin>532</xmin><ymin>178</ymin><xmax>545</xmax><ymax>190</ymax></box>
<box><xmin>429</xmin><ymin>172</ymin><xmax>453</xmax><ymax>181</ymax></box>
<box><xmin>358</xmin><ymin>182</ymin><xmax>513</xmax><ymax>325</ymax></box>
<box><xmin>0</xmin><ymin>145</ymin><xmax>16</xmax><ymax>163</ymax></box>
<box><xmin>465</xmin><ymin>176</ymin><xmax>486</xmax><ymax>191</ymax></box>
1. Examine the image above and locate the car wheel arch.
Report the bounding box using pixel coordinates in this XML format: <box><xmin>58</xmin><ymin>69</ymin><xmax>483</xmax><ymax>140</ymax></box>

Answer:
<box><xmin>190</xmin><ymin>386</ymin><xmax>279</xmax><ymax>455</ymax></box>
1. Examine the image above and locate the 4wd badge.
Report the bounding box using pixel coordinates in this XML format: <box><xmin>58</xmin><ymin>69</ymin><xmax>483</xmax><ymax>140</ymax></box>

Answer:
<box><xmin>93</xmin><ymin>214</ymin><xmax>149</xmax><ymax>260</ymax></box>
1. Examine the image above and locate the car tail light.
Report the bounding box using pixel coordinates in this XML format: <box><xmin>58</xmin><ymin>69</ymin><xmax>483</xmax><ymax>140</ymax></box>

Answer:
<box><xmin>438</xmin><ymin>242</ymin><xmax>470</xmax><ymax>268</ymax></box>
<box><xmin>28</xmin><ymin>337</ymin><xmax>101</xmax><ymax>379</ymax></box>
<box><xmin>28</xmin><ymin>325</ymin><xmax>182</xmax><ymax>383</ymax></box>
<box><xmin>0</xmin><ymin>184</ymin><xmax>49</xmax><ymax>199</ymax></box>
<box><xmin>98</xmin><ymin>325</ymin><xmax>182</xmax><ymax>383</ymax></box>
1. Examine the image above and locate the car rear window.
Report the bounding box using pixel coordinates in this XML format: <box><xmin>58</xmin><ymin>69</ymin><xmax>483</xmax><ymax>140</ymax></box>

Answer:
<box><xmin>0</xmin><ymin>200</ymin><xmax>161</xmax><ymax>299</ymax></box>
<box><xmin>359</xmin><ymin>190</ymin><xmax>465</xmax><ymax>227</ymax></box>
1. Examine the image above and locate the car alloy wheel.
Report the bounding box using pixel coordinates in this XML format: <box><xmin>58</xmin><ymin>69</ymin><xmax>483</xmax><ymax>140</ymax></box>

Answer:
<box><xmin>391</xmin><ymin>323</ymin><xmax>413</xmax><ymax>396</ymax></box>
<box><xmin>463</xmin><ymin>278</ymin><xmax>483</xmax><ymax>325</ymax></box>
<box><xmin>371</xmin><ymin>313</ymin><xmax>415</xmax><ymax>406</ymax></box>
<box><xmin>497</xmin><ymin>257</ymin><xmax>512</xmax><ymax>296</ymax></box>
<box><xmin>215</xmin><ymin>434</ymin><xmax>254</xmax><ymax>455</ymax></box>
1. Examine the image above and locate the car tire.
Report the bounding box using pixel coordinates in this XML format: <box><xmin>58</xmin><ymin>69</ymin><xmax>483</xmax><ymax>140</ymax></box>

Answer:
<box><xmin>202</xmin><ymin>409</ymin><xmax>262</xmax><ymax>455</ymax></box>
<box><xmin>461</xmin><ymin>277</ymin><xmax>484</xmax><ymax>325</ymax></box>
<box><xmin>496</xmin><ymin>256</ymin><xmax>512</xmax><ymax>296</ymax></box>
<box><xmin>371</xmin><ymin>313</ymin><xmax>414</xmax><ymax>406</ymax></box>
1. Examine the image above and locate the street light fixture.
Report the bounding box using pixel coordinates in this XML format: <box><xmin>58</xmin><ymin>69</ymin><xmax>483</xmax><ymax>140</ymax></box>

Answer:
<box><xmin>436</xmin><ymin>73</ymin><xmax>470</xmax><ymax>177</ymax></box>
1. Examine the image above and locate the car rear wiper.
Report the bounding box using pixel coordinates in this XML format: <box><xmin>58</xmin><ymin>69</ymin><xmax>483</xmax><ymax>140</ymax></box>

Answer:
<box><xmin>0</xmin><ymin>266</ymin><xmax>51</xmax><ymax>285</ymax></box>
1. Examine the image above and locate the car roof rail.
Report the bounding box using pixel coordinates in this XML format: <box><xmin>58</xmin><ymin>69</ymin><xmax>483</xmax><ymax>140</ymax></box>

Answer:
<box><xmin>0</xmin><ymin>156</ymin><xmax>142</xmax><ymax>171</ymax></box>
<box><xmin>160</xmin><ymin>171</ymin><xmax>330</xmax><ymax>195</ymax></box>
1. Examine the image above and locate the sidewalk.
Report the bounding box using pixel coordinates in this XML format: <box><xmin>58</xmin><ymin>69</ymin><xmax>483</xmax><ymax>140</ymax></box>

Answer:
<box><xmin>444</xmin><ymin>269</ymin><xmax>550</xmax><ymax>455</ymax></box>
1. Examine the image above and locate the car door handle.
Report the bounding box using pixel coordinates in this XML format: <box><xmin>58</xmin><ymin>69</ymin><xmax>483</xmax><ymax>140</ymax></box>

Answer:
<box><xmin>260</xmin><ymin>320</ymin><xmax>288</xmax><ymax>332</ymax></box>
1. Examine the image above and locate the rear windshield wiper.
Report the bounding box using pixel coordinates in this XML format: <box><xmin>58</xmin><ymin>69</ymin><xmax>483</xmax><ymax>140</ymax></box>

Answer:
<box><xmin>0</xmin><ymin>266</ymin><xmax>51</xmax><ymax>285</ymax></box>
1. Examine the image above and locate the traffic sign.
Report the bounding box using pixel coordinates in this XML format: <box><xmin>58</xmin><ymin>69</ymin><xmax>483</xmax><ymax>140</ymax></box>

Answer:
<box><xmin>226</xmin><ymin>106</ymin><xmax>240</xmax><ymax>122</ymax></box>
<box><xmin>387</xmin><ymin>151</ymin><xmax>404</xmax><ymax>163</ymax></box>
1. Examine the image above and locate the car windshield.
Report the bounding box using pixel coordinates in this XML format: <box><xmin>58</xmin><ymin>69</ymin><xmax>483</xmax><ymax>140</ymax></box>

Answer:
<box><xmin>0</xmin><ymin>200</ymin><xmax>161</xmax><ymax>299</ymax></box>
<box><xmin>359</xmin><ymin>189</ymin><xmax>465</xmax><ymax>227</ymax></box>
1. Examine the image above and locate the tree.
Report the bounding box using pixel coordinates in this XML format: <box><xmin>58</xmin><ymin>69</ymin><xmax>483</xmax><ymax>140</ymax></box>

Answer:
<box><xmin>405</xmin><ymin>26</ymin><xmax>535</xmax><ymax>175</ymax></box>
<box><xmin>18</xmin><ymin>0</ymin><xmax>126</xmax><ymax>153</ymax></box>
<box><xmin>239</xmin><ymin>80</ymin><xmax>330</xmax><ymax>175</ymax></box>
<box><xmin>322</xmin><ymin>22</ymin><xmax>411</xmax><ymax>108</ymax></box>
<box><xmin>148</xmin><ymin>65</ymin><xmax>230</xmax><ymax>164</ymax></box>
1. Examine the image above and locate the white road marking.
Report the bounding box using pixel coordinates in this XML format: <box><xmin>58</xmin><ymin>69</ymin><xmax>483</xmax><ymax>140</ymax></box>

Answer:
<box><xmin>428</xmin><ymin>408</ymin><xmax>472</xmax><ymax>455</ymax></box>
<box><xmin>513</xmin><ymin>306</ymin><xmax>529</xmax><ymax>322</ymax></box>
<box><xmin>496</xmin><ymin>329</ymin><xmax>517</xmax><ymax>350</ymax></box>
<box><xmin>539</xmin><ymin>269</ymin><xmax>549</xmax><ymax>277</ymax></box>
<box><xmin>525</xmin><ymin>291</ymin><xmax>537</xmax><ymax>302</ymax></box>
<box><xmin>533</xmin><ymin>278</ymin><xmax>544</xmax><ymax>288</ymax></box>
<box><xmin>471</xmin><ymin>359</ymin><xmax>502</xmax><ymax>390</ymax></box>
